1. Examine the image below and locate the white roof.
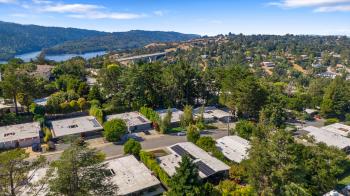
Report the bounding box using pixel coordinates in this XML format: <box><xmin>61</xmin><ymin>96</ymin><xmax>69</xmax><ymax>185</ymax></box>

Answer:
<box><xmin>20</xmin><ymin>168</ymin><xmax>49</xmax><ymax>196</ymax></box>
<box><xmin>159</xmin><ymin>142</ymin><xmax>230</xmax><ymax>179</ymax></box>
<box><xmin>304</xmin><ymin>108</ymin><xmax>317</xmax><ymax>115</ymax></box>
<box><xmin>0</xmin><ymin>122</ymin><xmax>40</xmax><ymax>143</ymax></box>
<box><xmin>34</xmin><ymin>97</ymin><xmax>49</xmax><ymax>106</ymax></box>
<box><xmin>50</xmin><ymin>116</ymin><xmax>103</xmax><ymax>138</ymax></box>
<box><xmin>106</xmin><ymin>112</ymin><xmax>150</xmax><ymax>127</ymax></box>
<box><xmin>216</xmin><ymin>136</ymin><xmax>250</xmax><ymax>163</ymax></box>
<box><xmin>193</xmin><ymin>106</ymin><xmax>232</xmax><ymax>120</ymax></box>
<box><xmin>322</xmin><ymin>123</ymin><xmax>350</xmax><ymax>137</ymax></box>
<box><xmin>156</xmin><ymin>108</ymin><xmax>183</xmax><ymax>123</ymax></box>
<box><xmin>303</xmin><ymin>126</ymin><xmax>350</xmax><ymax>149</ymax></box>
<box><xmin>324</xmin><ymin>190</ymin><xmax>344</xmax><ymax>196</ymax></box>
<box><xmin>106</xmin><ymin>155</ymin><xmax>161</xmax><ymax>195</ymax></box>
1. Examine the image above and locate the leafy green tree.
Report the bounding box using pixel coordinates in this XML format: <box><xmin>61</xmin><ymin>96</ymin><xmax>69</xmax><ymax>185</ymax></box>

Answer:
<box><xmin>0</xmin><ymin>149</ymin><xmax>46</xmax><ymax>196</ymax></box>
<box><xmin>321</xmin><ymin>77</ymin><xmax>350</xmax><ymax>118</ymax></box>
<box><xmin>48</xmin><ymin>141</ymin><xmax>117</xmax><ymax>195</ymax></box>
<box><xmin>233</xmin><ymin>120</ymin><xmax>257</xmax><ymax>140</ymax></box>
<box><xmin>186</xmin><ymin>125</ymin><xmax>200</xmax><ymax>143</ymax></box>
<box><xmin>220</xmin><ymin>66</ymin><xmax>267</xmax><ymax>118</ymax></box>
<box><xmin>168</xmin><ymin>155</ymin><xmax>201</xmax><ymax>196</ymax></box>
<box><xmin>160</xmin><ymin>108</ymin><xmax>172</xmax><ymax>134</ymax></box>
<box><xmin>103</xmin><ymin>119</ymin><xmax>127</xmax><ymax>142</ymax></box>
<box><xmin>123</xmin><ymin>139</ymin><xmax>141</xmax><ymax>158</ymax></box>
<box><xmin>259</xmin><ymin>102</ymin><xmax>287</xmax><ymax>128</ymax></box>
<box><xmin>180</xmin><ymin>105</ymin><xmax>193</xmax><ymax>128</ymax></box>
<box><xmin>217</xmin><ymin>180</ymin><xmax>255</xmax><ymax>196</ymax></box>
<box><xmin>88</xmin><ymin>85</ymin><xmax>102</xmax><ymax>101</ymax></box>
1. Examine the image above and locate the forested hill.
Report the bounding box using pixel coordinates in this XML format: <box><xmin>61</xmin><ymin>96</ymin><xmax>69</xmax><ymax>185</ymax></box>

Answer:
<box><xmin>0</xmin><ymin>21</ymin><xmax>200</xmax><ymax>60</ymax></box>
<box><xmin>0</xmin><ymin>21</ymin><xmax>107</xmax><ymax>60</ymax></box>
<box><xmin>42</xmin><ymin>30</ymin><xmax>200</xmax><ymax>55</ymax></box>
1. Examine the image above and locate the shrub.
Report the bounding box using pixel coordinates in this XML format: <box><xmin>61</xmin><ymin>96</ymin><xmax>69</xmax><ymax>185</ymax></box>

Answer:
<box><xmin>187</xmin><ymin>125</ymin><xmax>200</xmax><ymax>143</ymax></box>
<box><xmin>43</xmin><ymin>127</ymin><xmax>52</xmax><ymax>143</ymax></box>
<box><xmin>139</xmin><ymin>106</ymin><xmax>160</xmax><ymax>123</ymax></box>
<box><xmin>89</xmin><ymin>106</ymin><xmax>104</xmax><ymax>124</ymax></box>
<box><xmin>180</xmin><ymin>105</ymin><xmax>193</xmax><ymax>128</ymax></box>
<box><xmin>324</xmin><ymin>118</ymin><xmax>340</xmax><ymax>126</ymax></box>
<box><xmin>124</xmin><ymin>139</ymin><xmax>141</xmax><ymax>158</ymax></box>
<box><xmin>139</xmin><ymin>151</ymin><xmax>170</xmax><ymax>187</ymax></box>
<box><xmin>160</xmin><ymin>108</ymin><xmax>172</xmax><ymax>134</ymax></box>
<box><xmin>103</xmin><ymin>119</ymin><xmax>127</xmax><ymax>142</ymax></box>
<box><xmin>196</xmin><ymin>136</ymin><xmax>226</xmax><ymax>162</ymax></box>
<box><xmin>29</xmin><ymin>103</ymin><xmax>45</xmax><ymax>116</ymax></box>
<box><xmin>77</xmin><ymin>97</ymin><xmax>89</xmax><ymax>111</ymax></box>
<box><xmin>233</xmin><ymin>120</ymin><xmax>257</xmax><ymax>140</ymax></box>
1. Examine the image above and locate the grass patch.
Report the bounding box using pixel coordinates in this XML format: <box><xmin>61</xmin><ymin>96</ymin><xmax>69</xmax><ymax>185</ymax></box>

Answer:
<box><xmin>168</xmin><ymin>127</ymin><xmax>185</xmax><ymax>133</ymax></box>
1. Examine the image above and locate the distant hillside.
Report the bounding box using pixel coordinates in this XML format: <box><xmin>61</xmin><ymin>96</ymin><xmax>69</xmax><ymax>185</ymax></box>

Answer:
<box><xmin>0</xmin><ymin>21</ymin><xmax>200</xmax><ymax>60</ymax></box>
<box><xmin>0</xmin><ymin>21</ymin><xmax>107</xmax><ymax>60</ymax></box>
<box><xmin>43</xmin><ymin>30</ymin><xmax>200</xmax><ymax>55</ymax></box>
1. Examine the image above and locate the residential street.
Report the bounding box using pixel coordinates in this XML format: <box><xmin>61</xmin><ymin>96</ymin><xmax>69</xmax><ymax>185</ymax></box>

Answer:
<box><xmin>41</xmin><ymin>129</ymin><xmax>229</xmax><ymax>162</ymax></box>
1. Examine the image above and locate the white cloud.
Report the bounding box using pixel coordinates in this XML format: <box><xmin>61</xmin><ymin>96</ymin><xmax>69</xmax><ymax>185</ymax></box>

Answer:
<box><xmin>314</xmin><ymin>4</ymin><xmax>350</xmax><ymax>12</ymax></box>
<box><xmin>69</xmin><ymin>12</ymin><xmax>145</xmax><ymax>20</ymax></box>
<box><xmin>269</xmin><ymin>0</ymin><xmax>350</xmax><ymax>12</ymax></box>
<box><xmin>0</xmin><ymin>0</ymin><xmax>16</xmax><ymax>3</ymax></box>
<box><xmin>153</xmin><ymin>10</ymin><xmax>165</xmax><ymax>16</ymax></box>
<box><xmin>270</xmin><ymin>0</ymin><xmax>350</xmax><ymax>8</ymax></box>
<box><xmin>40</xmin><ymin>3</ymin><xmax>102</xmax><ymax>13</ymax></box>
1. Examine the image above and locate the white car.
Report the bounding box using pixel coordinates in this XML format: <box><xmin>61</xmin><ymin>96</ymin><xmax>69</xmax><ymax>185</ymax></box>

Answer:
<box><xmin>177</xmin><ymin>132</ymin><xmax>186</xmax><ymax>136</ymax></box>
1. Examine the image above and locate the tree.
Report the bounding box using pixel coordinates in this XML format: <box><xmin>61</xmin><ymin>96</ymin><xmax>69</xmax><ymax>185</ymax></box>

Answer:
<box><xmin>186</xmin><ymin>125</ymin><xmax>200</xmax><ymax>143</ymax></box>
<box><xmin>48</xmin><ymin>141</ymin><xmax>117</xmax><ymax>195</ymax></box>
<box><xmin>0</xmin><ymin>149</ymin><xmax>46</xmax><ymax>196</ymax></box>
<box><xmin>244</xmin><ymin>128</ymin><xmax>350</xmax><ymax>195</ymax></box>
<box><xmin>168</xmin><ymin>155</ymin><xmax>201</xmax><ymax>196</ymax></box>
<box><xmin>160</xmin><ymin>108</ymin><xmax>172</xmax><ymax>134</ymax></box>
<box><xmin>1</xmin><ymin>68</ymin><xmax>27</xmax><ymax>114</ymax></box>
<box><xmin>259</xmin><ymin>102</ymin><xmax>287</xmax><ymax>128</ymax></box>
<box><xmin>220</xmin><ymin>66</ymin><xmax>267</xmax><ymax>118</ymax></box>
<box><xmin>88</xmin><ymin>85</ymin><xmax>102</xmax><ymax>101</ymax></box>
<box><xmin>103</xmin><ymin>119</ymin><xmax>127</xmax><ymax>142</ymax></box>
<box><xmin>233</xmin><ymin>120</ymin><xmax>257</xmax><ymax>140</ymax></box>
<box><xmin>180</xmin><ymin>105</ymin><xmax>193</xmax><ymax>128</ymax></box>
<box><xmin>217</xmin><ymin>180</ymin><xmax>255</xmax><ymax>196</ymax></box>
<box><xmin>321</xmin><ymin>77</ymin><xmax>350</xmax><ymax>118</ymax></box>
<box><xmin>123</xmin><ymin>139</ymin><xmax>141</xmax><ymax>158</ymax></box>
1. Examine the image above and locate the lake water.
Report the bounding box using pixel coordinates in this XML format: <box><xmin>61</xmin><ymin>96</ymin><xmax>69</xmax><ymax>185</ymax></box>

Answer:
<box><xmin>12</xmin><ymin>51</ymin><xmax>106</xmax><ymax>63</ymax></box>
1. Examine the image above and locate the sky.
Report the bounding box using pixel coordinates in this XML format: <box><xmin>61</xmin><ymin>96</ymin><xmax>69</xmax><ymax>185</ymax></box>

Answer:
<box><xmin>0</xmin><ymin>0</ymin><xmax>350</xmax><ymax>36</ymax></box>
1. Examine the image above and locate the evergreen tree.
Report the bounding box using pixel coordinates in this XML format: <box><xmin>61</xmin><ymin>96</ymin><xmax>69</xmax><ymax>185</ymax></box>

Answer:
<box><xmin>168</xmin><ymin>155</ymin><xmax>201</xmax><ymax>196</ymax></box>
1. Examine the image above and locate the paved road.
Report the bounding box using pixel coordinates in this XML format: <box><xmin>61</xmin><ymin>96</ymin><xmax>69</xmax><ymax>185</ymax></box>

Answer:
<box><xmin>43</xmin><ymin>129</ymin><xmax>229</xmax><ymax>162</ymax></box>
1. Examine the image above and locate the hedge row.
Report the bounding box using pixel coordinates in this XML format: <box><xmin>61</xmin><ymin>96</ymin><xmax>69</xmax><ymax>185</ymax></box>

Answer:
<box><xmin>139</xmin><ymin>150</ymin><xmax>170</xmax><ymax>187</ymax></box>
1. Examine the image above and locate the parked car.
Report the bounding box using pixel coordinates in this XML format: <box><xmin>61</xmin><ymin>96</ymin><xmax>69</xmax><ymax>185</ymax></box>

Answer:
<box><xmin>177</xmin><ymin>132</ymin><xmax>186</xmax><ymax>136</ymax></box>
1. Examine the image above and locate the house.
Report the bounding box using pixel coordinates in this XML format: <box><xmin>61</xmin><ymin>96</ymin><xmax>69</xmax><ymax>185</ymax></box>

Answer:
<box><xmin>261</xmin><ymin>62</ymin><xmax>275</xmax><ymax>67</ymax></box>
<box><xmin>312</xmin><ymin>63</ymin><xmax>323</xmax><ymax>68</ymax></box>
<box><xmin>156</xmin><ymin>108</ymin><xmax>184</xmax><ymax>126</ymax></box>
<box><xmin>86</xmin><ymin>76</ymin><xmax>97</xmax><ymax>86</ymax></box>
<box><xmin>304</xmin><ymin>108</ymin><xmax>318</xmax><ymax>116</ymax></box>
<box><xmin>216</xmin><ymin>136</ymin><xmax>250</xmax><ymax>163</ymax></box>
<box><xmin>31</xmin><ymin>65</ymin><xmax>54</xmax><ymax>80</ymax></box>
<box><xmin>321</xmin><ymin>123</ymin><xmax>350</xmax><ymax>137</ymax></box>
<box><xmin>106</xmin><ymin>112</ymin><xmax>151</xmax><ymax>132</ymax></box>
<box><xmin>106</xmin><ymin>155</ymin><xmax>165</xmax><ymax>196</ymax></box>
<box><xmin>323</xmin><ymin>190</ymin><xmax>344</xmax><ymax>196</ymax></box>
<box><xmin>303</xmin><ymin>126</ymin><xmax>350</xmax><ymax>153</ymax></box>
<box><xmin>0</xmin><ymin>99</ymin><xmax>24</xmax><ymax>115</ymax></box>
<box><xmin>0</xmin><ymin>122</ymin><xmax>41</xmax><ymax>149</ymax></box>
<box><xmin>317</xmin><ymin>72</ymin><xmax>337</xmax><ymax>79</ymax></box>
<box><xmin>193</xmin><ymin>106</ymin><xmax>233</xmax><ymax>123</ymax></box>
<box><xmin>49</xmin><ymin>116</ymin><xmax>103</xmax><ymax>138</ymax></box>
<box><xmin>34</xmin><ymin>97</ymin><xmax>49</xmax><ymax>106</ymax></box>
<box><xmin>158</xmin><ymin>142</ymin><xmax>230</xmax><ymax>181</ymax></box>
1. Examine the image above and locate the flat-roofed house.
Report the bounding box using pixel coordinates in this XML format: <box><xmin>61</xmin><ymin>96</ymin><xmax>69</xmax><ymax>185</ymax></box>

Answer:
<box><xmin>158</xmin><ymin>142</ymin><xmax>230</xmax><ymax>181</ymax></box>
<box><xmin>322</xmin><ymin>123</ymin><xmax>350</xmax><ymax>137</ymax></box>
<box><xmin>216</xmin><ymin>136</ymin><xmax>250</xmax><ymax>163</ymax></box>
<box><xmin>0</xmin><ymin>122</ymin><xmax>41</xmax><ymax>149</ymax></box>
<box><xmin>106</xmin><ymin>112</ymin><xmax>151</xmax><ymax>132</ymax></box>
<box><xmin>50</xmin><ymin>116</ymin><xmax>103</xmax><ymax>138</ymax></box>
<box><xmin>156</xmin><ymin>108</ymin><xmax>184</xmax><ymax>126</ymax></box>
<box><xmin>303</xmin><ymin>126</ymin><xmax>350</xmax><ymax>153</ymax></box>
<box><xmin>193</xmin><ymin>106</ymin><xmax>233</xmax><ymax>123</ymax></box>
<box><xmin>156</xmin><ymin>108</ymin><xmax>183</xmax><ymax>126</ymax></box>
<box><xmin>261</xmin><ymin>61</ymin><xmax>275</xmax><ymax>67</ymax></box>
<box><xmin>106</xmin><ymin>155</ymin><xmax>165</xmax><ymax>196</ymax></box>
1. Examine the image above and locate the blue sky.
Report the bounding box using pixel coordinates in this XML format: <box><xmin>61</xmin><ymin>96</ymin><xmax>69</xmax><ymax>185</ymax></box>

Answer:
<box><xmin>0</xmin><ymin>0</ymin><xmax>350</xmax><ymax>36</ymax></box>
